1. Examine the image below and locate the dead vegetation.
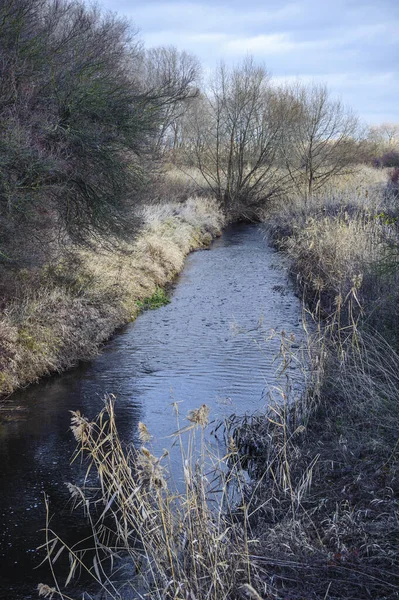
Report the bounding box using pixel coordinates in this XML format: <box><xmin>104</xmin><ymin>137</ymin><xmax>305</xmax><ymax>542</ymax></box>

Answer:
<box><xmin>38</xmin><ymin>328</ymin><xmax>399</xmax><ymax>600</ymax></box>
<box><xmin>36</xmin><ymin>165</ymin><xmax>399</xmax><ymax>599</ymax></box>
<box><xmin>235</xmin><ymin>165</ymin><xmax>399</xmax><ymax>599</ymax></box>
<box><xmin>0</xmin><ymin>197</ymin><xmax>224</xmax><ymax>401</ymax></box>
<box><xmin>231</xmin><ymin>329</ymin><xmax>399</xmax><ymax>599</ymax></box>
<box><xmin>38</xmin><ymin>397</ymin><xmax>268</xmax><ymax>600</ymax></box>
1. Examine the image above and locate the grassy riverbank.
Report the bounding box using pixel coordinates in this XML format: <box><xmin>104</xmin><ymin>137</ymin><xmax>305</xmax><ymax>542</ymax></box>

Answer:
<box><xmin>244</xmin><ymin>165</ymin><xmax>399</xmax><ymax>598</ymax></box>
<box><xmin>0</xmin><ymin>197</ymin><xmax>224</xmax><ymax>403</ymax></box>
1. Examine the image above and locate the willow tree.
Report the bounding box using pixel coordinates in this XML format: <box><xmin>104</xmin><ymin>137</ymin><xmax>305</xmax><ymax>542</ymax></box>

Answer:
<box><xmin>184</xmin><ymin>58</ymin><xmax>289</xmax><ymax>215</ymax></box>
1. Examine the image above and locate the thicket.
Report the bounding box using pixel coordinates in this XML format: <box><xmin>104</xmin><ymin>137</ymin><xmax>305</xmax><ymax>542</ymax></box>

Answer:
<box><xmin>0</xmin><ymin>0</ymin><xmax>199</xmax><ymax>268</ymax></box>
<box><xmin>373</xmin><ymin>150</ymin><xmax>399</xmax><ymax>168</ymax></box>
<box><xmin>241</xmin><ymin>168</ymin><xmax>399</xmax><ymax>599</ymax></box>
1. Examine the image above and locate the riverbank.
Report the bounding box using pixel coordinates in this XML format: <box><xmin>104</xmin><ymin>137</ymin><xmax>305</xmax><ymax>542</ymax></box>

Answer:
<box><xmin>244</xmin><ymin>166</ymin><xmax>399</xmax><ymax>598</ymax></box>
<box><xmin>0</xmin><ymin>196</ymin><xmax>224</xmax><ymax>404</ymax></box>
<box><xmin>32</xmin><ymin>166</ymin><xmax>399</xmax><ymax>599</ymax></box>
<box><xmin>1</xmin><ymin>222</ymin><xmax>305</xmax><ymax>600</ymax></box>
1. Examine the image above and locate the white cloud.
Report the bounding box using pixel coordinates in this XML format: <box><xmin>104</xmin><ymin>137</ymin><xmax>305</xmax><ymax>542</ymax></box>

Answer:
<box><xmin>224</xmin><ymin>33</ymin><xmax>295</xmax><ymax>55</ymax></box>
<box><xmin>272</xmin><ymin>72</ymin><xmax>396</xmax><ymax>88</ymax></box>
<box><xmin>119</xmin><ymin>1</ymin><xmax>302</xmax><ymax>33</ymax></box>
<box><xmin>99</xmin><ymin>0</ymin><xmax>399</xmax><ymax>123</ymax></box>
<box><xmin>144</xmin><ymin>31</ymin><xmax>229</xmax><ymax>47</ymax></box>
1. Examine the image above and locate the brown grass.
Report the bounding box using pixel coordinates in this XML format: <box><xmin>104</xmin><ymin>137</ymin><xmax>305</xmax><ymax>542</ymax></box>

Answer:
<box><xmin>38</xmin><ymin>397</ymin><xmax>268</xmax><ymax>599</ymax></box>
<box><xmin>29</xmin><ymin>164</ymin><xmax>399</xmax><ymax>598</ymax></box>
<box><xmin>237</xmin><ymin>164</ymin><xmax>399</xmax><ymax>598</ymax></box>
<box><xmin>38</xmin><ymin>325</ymin><xmax>399</xmax><ymax>599</ymax></box>
<box><xmin>0</xmin><ymin>196</ymin><xmax>224</xmax><ymax>401</ymax></box>
<box><xmin>265</xmin><ymin>166</ymin><xmax>398</xmax><ymax>333</ymax></box>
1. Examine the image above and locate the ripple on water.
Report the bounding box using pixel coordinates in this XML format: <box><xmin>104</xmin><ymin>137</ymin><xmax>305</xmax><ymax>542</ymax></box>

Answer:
<box><xmin>0</xmin><ymin>223</ymin><xmax>306</xmax><ymax>599</ymax></box>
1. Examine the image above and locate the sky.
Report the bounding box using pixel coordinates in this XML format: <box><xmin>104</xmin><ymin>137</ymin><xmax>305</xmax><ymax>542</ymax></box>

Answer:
<box><xmin>99</xmin><ymin>0</ymin><xmax>399</xmax><ymax>125</ymax></box>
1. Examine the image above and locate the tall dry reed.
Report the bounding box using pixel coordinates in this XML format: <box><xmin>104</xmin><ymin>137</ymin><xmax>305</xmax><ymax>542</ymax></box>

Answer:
<box><xmin>38</xmin><ymin>397</ymin><xmax>269</xmax><ymax>599</ymax></box>
<box><xmin>241</xmin><ymin>164</ymin><xmax>399</xmax><ymax>598</ymax></box>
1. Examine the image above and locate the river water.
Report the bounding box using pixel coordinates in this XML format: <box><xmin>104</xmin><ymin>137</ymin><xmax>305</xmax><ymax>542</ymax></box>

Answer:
<box><xmin>0</xmin><ymin>224</ymin><xmax>305</xmax><ymax>599</ymax></box>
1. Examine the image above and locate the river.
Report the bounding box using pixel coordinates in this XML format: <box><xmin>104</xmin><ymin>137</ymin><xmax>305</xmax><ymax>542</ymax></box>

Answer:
<box><xmin>0</xmin><ymin>224</ymin><xmax>305</xmax><ymax>598</ymax></box>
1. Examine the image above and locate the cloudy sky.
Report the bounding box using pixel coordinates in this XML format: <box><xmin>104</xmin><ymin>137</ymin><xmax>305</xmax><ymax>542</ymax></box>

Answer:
<box><xmin>100</xmin><ymin>0</ymin><xmax>398</xmax><ymax>125</ymax></box>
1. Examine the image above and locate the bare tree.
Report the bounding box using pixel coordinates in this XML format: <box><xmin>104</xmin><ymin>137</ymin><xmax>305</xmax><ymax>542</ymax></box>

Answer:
<box><xmin>140</xmin><ymin>46</ymin><xmax>201</xmax><ymax>154</ymax></box>
<box><xmin>280</xmin><ymin>83</ymin><xmax>360</xmax><ymax>198</ymax></box>
<box><xmin>183</xmin><ymin>57</ymin><xmax>290</xmax><ymax>215</ymax></box>
<box><xmin>368</xmin><ymin>122</ymin><xmax>399</xmax><ymax>151</ymax></box>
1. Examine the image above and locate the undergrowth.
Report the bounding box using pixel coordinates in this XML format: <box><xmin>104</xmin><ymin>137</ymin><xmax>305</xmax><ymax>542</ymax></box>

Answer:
<box><xmin>37</xmin><ymin>165</ymin><xmax>399</xmax><ymax>599</ymax></box>
<box><xmin>239</xmin><ymin>165</ymin><xmax>399</xmax><ymax>598</ymax></box>
<box><xmin>234</xmin><ymin>329</ymin><xmax>399</xmax><ymax>599</ymax></box>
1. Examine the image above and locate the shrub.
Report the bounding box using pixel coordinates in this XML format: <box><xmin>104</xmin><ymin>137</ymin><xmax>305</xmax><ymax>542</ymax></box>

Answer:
<box><xmin>0</xmin><ymin>0</ymin><xmax>199</xmax><ymax>265</ymax></box>
<box><xmin>373</xmin><ymin>151</ymin><xmax>399</xmax><ymax>169</ymax></box>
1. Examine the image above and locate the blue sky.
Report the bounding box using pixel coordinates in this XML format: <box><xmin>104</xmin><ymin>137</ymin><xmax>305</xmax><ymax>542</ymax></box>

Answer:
<box><xmin>100</xmin><ymin>0</ymin><xmax>398</xmax><ymax>124</ymax></box>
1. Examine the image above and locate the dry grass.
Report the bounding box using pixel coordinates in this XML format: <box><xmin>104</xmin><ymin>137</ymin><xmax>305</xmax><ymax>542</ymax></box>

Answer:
<box><xmin>264</xmin><ymin>165</ymin><xmax>389</xmax><ymax>237</ymax></box>
<box><xmin>265</xmin><ymin>165</ymin><xmax>398</xmax><ymax>333</ymax></box>
<box><xmin>0</xmin><ymin>196</ymin><xmax>224</xmax><ymax>400</ymax></box>
<box><xmin>313</xmin><ymin>164</ymin><xmax>389</xmax><ymax>196</ymax></box>
<box><xmin>9</xmin><ymin>161</ymin><xmax>399</xmax><ymax>598</ymax></box>
<box><xmin>233</xmin><ymin>328</ymin><xmax>399</xmax><ymax>599</ymax></box>
<box><xmin>142</xmin><ymin>166</ymin><xmax>213</xmax><ymax>205</ymax></box>
<box><xmin>38</xmin><ymin>397</ymin><xmax>268</xmax><ymax>600</ymax></box>
<box><xmin>37</xmin><ymin>327</ymin><xmax>399</xmax><ymax>600</ymax></box>
<box><xmin>238</xmin><ymin>164</ymin><xmax>399</xmax><ymax>598</ymax></box>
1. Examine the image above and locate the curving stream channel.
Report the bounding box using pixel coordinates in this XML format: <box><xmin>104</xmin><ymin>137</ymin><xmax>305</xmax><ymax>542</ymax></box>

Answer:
<box><xmin>0</xmin><ymin>224</ymin><xmax>305</xmax><ymax>599</ymax></box>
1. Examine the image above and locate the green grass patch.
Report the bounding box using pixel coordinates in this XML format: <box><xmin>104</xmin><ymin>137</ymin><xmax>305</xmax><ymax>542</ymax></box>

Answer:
<box><xmin>136</xmin><ymin>286</ymin><xmax>170</xmax><ymax>311</ymax></box>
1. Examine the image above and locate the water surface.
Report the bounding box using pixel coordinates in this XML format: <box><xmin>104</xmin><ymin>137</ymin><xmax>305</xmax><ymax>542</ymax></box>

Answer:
<box><xmin>0</xmin><ymin>224</ymin><xmax>304</xmax><ymax>598</ymax></box>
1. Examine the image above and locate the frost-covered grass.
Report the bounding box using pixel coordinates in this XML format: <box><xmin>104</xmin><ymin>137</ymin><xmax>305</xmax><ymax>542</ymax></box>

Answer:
<box><xmin>244</xmin><ymin>164</ymin><xmax>399</xmax><ymax>599</ymax></box>
<box><xmin>0</xmin><ymin>197</ymin><xmax>224</xmax><ymax>399</ymax></box>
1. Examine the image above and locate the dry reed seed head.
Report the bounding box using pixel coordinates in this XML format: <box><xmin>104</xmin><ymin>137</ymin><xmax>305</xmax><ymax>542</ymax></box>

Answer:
<box><xmin>228</xmin><ymin>436</ymin><xmax>238</xmax><ymax>454</ymax></box>
<box><xmin>240</xmin><ymin>583</ymin><xmax>265</xmax><ymax>599</ymax></box>
<box><xmin>186</xmin><ymin>404</ymin><xmax>210</xmax><ymax>427</ymax></box>
<box><xmin>312</xmin><ymin>276</ymin><xmax>325</xmax><ymax>292</ymax></box>
<box><xmin>138</xmin><ymin>421</ymin><xmax>152</xmax><ymax>443</ymax></box>
<box><xmin>37</xmin><ymin>584</ymin><xmax>57</xmax><ymax>598</ymax></box>
<box><xmin>70</xmin><ymin>410</ymin><xmax>92</xmax><ymax>443</ymax></box>
<box><xmin>136</xmin><ymin>446</ymin><xmax>166</xmax><ymax>489</ymax></box>
<box><xmin>294</xmin><ymin>425</ymin><xmax>306</xmax><ymax>435</ymax></box>
<box><xmin>334</xmin><ymin>294</ymin><xmax>343</xmax><ymax>309</ymax></box>
<box><xmin>352</xmin><ymin>273</ymin><xmax>363</xmax><ymax>289</ymax></box>
<box><xmin>65</xmin><ymin>482</ymin><xmax>84</xmax><ymax>500</ymax></box>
